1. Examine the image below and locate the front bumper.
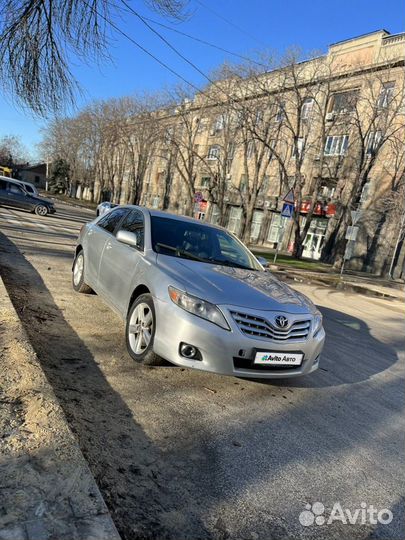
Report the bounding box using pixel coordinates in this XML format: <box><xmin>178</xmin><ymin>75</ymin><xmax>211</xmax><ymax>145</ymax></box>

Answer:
<box><xmin>153</xmin><ymin>297</ymin><xmax>325</xmax><ymax>379</ymax></box>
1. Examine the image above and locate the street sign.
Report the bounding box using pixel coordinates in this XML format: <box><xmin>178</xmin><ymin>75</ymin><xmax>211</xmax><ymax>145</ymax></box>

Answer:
<box><xmin>283</xmin><ymin>189</ymin><xmax>295</xmax><ymax>204</ymax></box>
<box><xmin>281</xmin><ymin>202</ymin><xmax>294</xmax><ymax>219</ymax></box>
<box><xmin>345</xmin><ymin>226</ymin><xmax>359</xmax><ymax>241</ymax></box>
<box><xmin>194</xmin><ymin>191</ymin><xmax>203</xmax><ymax>202</ymax></box>
<box><xmin>351</xmin><ymin>210</ymin><xmax>362</xmax><ymax>224</ymax></box>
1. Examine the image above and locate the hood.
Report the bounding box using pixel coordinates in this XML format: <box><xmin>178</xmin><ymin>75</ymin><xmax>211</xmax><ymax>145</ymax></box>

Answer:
<box><xmin>157</xmin><ymin>255</ymin><xmax>315</xmax><ymax>314</ymax></box>
<box><xmin>28</xmin><ymin>194</ymin><xmax>54</xmax><ymax>205</ymax></box>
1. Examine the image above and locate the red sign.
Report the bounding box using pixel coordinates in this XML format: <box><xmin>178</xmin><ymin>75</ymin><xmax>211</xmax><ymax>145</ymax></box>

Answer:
<box><xmin>298</xmin><ymin>201</ymin><xmax>324</xmax><ymax>215</ymax></box>
<box><xmin>325</xmin><ymin>203</ymin><xmax>336</xmax><ymax>217</ymax></box>
<box><xmin>200</xmin><ymin>200</ymin><xmax>208</xmax><ymax>212</ymax></box>
<box><xmin>296</xmin><ymin>200</ymin><xmax>337</xmax><ymax>217</ymax></box>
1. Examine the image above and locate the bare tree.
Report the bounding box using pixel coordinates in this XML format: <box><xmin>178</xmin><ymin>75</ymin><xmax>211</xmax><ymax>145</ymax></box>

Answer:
<box><xmin>0</xmin><ymin>0</ymin><xmax>188</xmax><ymax>115</ymax></box>
<box><xmin>321</xmin><ymin>64</ymin><xmax>405</xmax><ymax>268</ymax></box>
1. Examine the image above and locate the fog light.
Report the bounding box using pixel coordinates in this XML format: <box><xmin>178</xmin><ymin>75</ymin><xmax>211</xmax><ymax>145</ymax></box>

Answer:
<box><xmin>179</xmin><ymin>342</ymin><xmax>202</xmax><ymax>360</ymax></box>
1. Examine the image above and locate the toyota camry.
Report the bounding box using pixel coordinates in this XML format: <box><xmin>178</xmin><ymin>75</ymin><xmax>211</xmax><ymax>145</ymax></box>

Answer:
<box><xmin>72</xmin><ymin>206</ymin><xmax>325</xmax><ymax>378</ymax></box>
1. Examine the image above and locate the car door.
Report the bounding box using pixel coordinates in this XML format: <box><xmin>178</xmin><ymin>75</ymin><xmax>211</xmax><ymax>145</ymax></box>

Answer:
<box><xmin>6</xmin><ymin>182</ymin><xmax>30</xmax><ymax>210</ymax></box>
<box><xmin>0</xmin><ymin>179</ymin><xmax>8</xmax><ymax>206</ymax></box>
<box><xmin>85</xmin><ymin>207</ymin><xmax>130</xmax><ymax>290</ymax></box>
<box><xmin>98</xmin><ymin>209</ymin><xmax>145</xmax><ymax>316</ymax></box>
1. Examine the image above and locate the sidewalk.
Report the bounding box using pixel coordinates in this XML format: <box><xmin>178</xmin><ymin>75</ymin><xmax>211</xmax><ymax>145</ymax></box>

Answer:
<box><xmin>40</xmin><ymin>191</ymin><xmax>97</xmax><ymax>212</ymax></box>
<box><xmin>0</xmin><ymin>275</ymin><xmax>120</xmax><ymax>540</ymax></box>
<box><xmin>271</xmin><ymin>266</ymin><xmax>404</xmax><ymax>300</ymax></box>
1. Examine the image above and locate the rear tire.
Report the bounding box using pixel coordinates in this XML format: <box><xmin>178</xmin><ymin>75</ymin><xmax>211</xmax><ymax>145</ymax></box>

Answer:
<box><xmin>35</xmin><ymin>205</ymin><xmax>48</xmax><ymax>216</ymax></box>
<box><xmin>72</xmin><ymin>250</ymin><xmax>93</xmax><ymax>293</ymax></box>
<box><xmin>126</xmin><ymin>294</ymin><xmax>163</xmax><ymax>366</ymax></box>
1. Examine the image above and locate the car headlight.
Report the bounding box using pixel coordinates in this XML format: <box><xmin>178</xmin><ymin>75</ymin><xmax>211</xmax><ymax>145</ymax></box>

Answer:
<box><xmin>168</xmin><ymin>286</ymin><xmax>230</xmax><ymax>330</ymax></box>
<box><xmin>313</xmin><ymin>312</ymin><xmax>323</xmax><ymax>336</ymax></box>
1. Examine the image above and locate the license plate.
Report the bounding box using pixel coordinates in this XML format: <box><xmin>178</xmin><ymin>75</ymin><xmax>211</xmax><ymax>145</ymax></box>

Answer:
<box><xmin>254</xmin><ymin>351</ymin><xmax>303</xmax><ymax>366</ymax></box>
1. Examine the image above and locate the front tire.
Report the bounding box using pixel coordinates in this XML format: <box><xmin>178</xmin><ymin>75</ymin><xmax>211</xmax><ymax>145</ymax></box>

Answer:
<box><xmin>72</xmin><ymin>250</ymin><xmax>93</xmax><ymax>293</ymax></box>
<box><xmin>35</xmin><ymin>204</ymin><xmax>48</xmax><ymax>216</ymax></box>
<box><xmin>126</xmin><ymin>294</ymin><xmax>163</xmax><ymax>365</ymax></box>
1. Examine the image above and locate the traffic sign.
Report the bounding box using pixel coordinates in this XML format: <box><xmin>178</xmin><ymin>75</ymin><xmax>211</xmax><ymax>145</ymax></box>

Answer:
<box><xmin>283</xmin><ymin>189</ymin><xmax>295</xmax><ymax>204</ymax></box>
<box><xmin>345</xmin><ymin>226</ymin><xmax>359</xmax><ymax>241</ymax></box>
<box><xmin>194</xmin><ymin>191</ymin><xmax>203</xmax><ymax>202</ymax></box>
<box><xmin>281</xmin><ymin>202</ymin><xmax>294</xmax><ymax>218</ymax></box>
<box><xmin>351</xmin><ymin>210</ymin><xmax>362</xmax><ymax>224</ymax></box>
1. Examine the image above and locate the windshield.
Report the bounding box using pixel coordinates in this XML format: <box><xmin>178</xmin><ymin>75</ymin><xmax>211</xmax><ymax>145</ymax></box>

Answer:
<box><xmin>151</xmin><ymin>216</ymin><xmax>262</xmax><ymax>271</ymax></box>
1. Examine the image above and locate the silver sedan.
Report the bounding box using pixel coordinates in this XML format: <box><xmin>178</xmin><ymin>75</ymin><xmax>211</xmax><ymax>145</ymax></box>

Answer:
<box><xmin>72</xmin><ymin>206</ymin><xmax>325</xmax><ymax>378</ymax></box>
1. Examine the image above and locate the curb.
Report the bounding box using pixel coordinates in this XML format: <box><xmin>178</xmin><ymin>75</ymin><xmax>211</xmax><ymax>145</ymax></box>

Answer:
<box><xmin>42</xmin><ymin>194</ymin><xmax>97</xmax><ymax>213</ymax></box>
<box><xmin>273</xmin><ymin>269</ymin><xmax>402</xmax><ymax>300</ymax></box>
<box><xmin>0</xmin><ymin>275</ymin><xmax>121</xmax><ymax>540</ymax></box>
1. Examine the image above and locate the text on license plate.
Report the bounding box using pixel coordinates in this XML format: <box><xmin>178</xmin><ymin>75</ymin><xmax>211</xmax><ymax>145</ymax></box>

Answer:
<box><xmin>254</xmin><ymin>351</ymin><xmax>303</xmax><ymax>366</ymax></box>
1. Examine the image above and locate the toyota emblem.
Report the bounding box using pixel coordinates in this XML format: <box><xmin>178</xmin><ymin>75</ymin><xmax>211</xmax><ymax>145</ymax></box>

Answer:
<box><xmin>275</xmin><ymin>315</ymin><xmax>289</xmax><ymax>328</ymax></box>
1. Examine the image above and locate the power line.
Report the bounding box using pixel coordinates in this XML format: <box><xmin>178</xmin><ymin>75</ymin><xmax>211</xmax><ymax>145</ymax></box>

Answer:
<box><xmin>81</xmin><ymin>0</ymin><xmax>203</xmax><ymax>93</ymax></box>
<box><xmin>120</xmin><ymin>0</ymin><xmax>216</xmax><ymax>85</ymax></box>
<box><xmin>194</xmin><ymin>0</ymin><xmax>267</xmax><ymax>48</ymax></box>
<box><xmin>141</xmin><ymin>16</ymin><xmax>268</xmax><ymax>68</ymax></box>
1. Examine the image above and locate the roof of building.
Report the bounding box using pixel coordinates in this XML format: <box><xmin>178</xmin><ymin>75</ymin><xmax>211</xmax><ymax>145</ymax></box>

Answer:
<box><xmin>330</xmin><ymin>29</ymin><xmax>390</xmax><ymax>46</ymax></box>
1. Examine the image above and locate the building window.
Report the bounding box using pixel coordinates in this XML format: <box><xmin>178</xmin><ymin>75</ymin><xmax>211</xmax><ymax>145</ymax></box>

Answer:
<box><xmin>239</xmin><ymin>174</ymin><xmax>248</xmax><ymax>193</ymax></box>
<box><xmin>34</xmin><ymin>175</ymin><xmax>40</xmax><ymax>184</ymax></box>
<box><xmin>211</xmin><ymin>115</ymin><xmax>225</xmax><ymax>134</ymax></box>
<box><xmin>377</xmin><ymin>82</ymin><xmax>395</xmax><ymax>109</ymax></box>
<box><xmin>259</xmin><ymin>175</ymin><xmax>270</xmax><ymax>194</ymax></box>
<box><xmin>324</xmin><ymin>135</ymin><xmax>349</xmax><ymax>156</ymax></box>
<box><xmin>201</xmin><ymin>176</ymin><xmax>211</xmax><ymax>187</ymax></box>
<box><xmin>301</xmin><ymin>98</ymin><xmax>314</xmax><ymax>120</ymax></box>
<box><xmin>227</xmin><ymin>206</ymin><xmax>242</xmax><ymax>235</ymax></box>
<box><xmin>267</xmin><ymin>213</ymin><xmax>288</xmax><ymax>244</ymax></box>
<box><xmin>250</xmin><ymin>210</ymin><xmax>263</xmax><ymax>242</ymax></box>
<box><xmin>227</xmin><ymin>142</ymin><xmax>236</xmax><ymax>160</ymax></box>
<box><xmin>211</xmin><ymin>204</ymin><xmax>221</xmax><ymax>225</ymax></box>
<box><xmin>360</xmin><ymin>181</ymin><xmax>371</xmax><ymax>203</ymax></box>
<box><xmin>275</xmin><ymin>102</ymin><xmax>285</xmax><ymax>122</ymax></box>
<box><xmin>207</xmin><ymin>145</ymin><xmax>220</xmax><ymax>160</ymax></box>
<box><xmin>366</xmin><ymin>131</ymin><xmax>382</xmax><ymax>155</ymax></box>
<box><xmin>330</xmin><ymin>90</ymin><xmax>358</xmax><ymax>113</ymax></box>
<box><xmin>293</xmin><ymin>137</ymin><xmax>304</xmax><ymax>158</ymax></box>
<box><xmin>246</xmin><ymin>141</ymin><xmax>255</xmax><ymax>159</ymax></box>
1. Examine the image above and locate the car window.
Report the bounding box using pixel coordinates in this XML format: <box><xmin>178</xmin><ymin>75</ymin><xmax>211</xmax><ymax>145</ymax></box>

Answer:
<box><xmin>97</xmin><ymin>207</ymin><xmax>129</xmax><ymax>234</ymax></box>
<box><xmin>0</xmin><ymin>179</ymin><xmax>7</xmax><ymax>190</ymax></box>
<box><xmin>9</xmin><ymin>183</ymin><xmax>25</xmax><ymax>195</ymax></box>
<box><xmin>150</xmin><ymin>216</ymin><xmax>261</xmax><ymax>270</ymax></box>
<box><xmin>118</xmin><ymin>209</ymin><xmax>145</xmax><ymax>250</ymax></box>
<box><xmin>24</xmin><ymin>185</ymin><xmax>34</xmax><ymax>193</ymax></box>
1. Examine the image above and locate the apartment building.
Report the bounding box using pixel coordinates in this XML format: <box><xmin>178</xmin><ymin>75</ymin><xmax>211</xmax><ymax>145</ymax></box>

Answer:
<box><xmin>108</xmin><ymin>30</ymin><xmax>405</xmax><ymax>276</ymax></box>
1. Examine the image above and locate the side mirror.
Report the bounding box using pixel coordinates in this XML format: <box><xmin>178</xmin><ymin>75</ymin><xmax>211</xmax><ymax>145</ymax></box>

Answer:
<box><xmin>256</xmin><ymin>256</ymin><xmax>270</xmax><ymax>269</ymax></box>
<box><xmin>116</xmin><ymin>230</ymin><xmax>138</xmax><ymax>248</ymax></box>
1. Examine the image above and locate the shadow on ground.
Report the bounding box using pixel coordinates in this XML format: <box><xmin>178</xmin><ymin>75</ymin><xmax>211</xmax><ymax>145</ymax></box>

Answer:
<box><xmin>0</xmin><ymin>231</ymin><xmax>404</xmax><ymax>540</ymax></box>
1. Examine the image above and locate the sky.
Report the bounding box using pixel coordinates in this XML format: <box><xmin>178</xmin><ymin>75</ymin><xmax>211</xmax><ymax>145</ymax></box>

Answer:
<box><xmin>0</xmin><ymin>0</ymin><xmax>403</xmax><ymax>159</ymax></box>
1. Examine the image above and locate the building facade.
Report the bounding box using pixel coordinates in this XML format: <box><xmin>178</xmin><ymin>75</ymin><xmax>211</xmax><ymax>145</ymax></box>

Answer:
<box><xmin>99</xmin><ymin>30</ymin><xmax>405</xmax><ymax>277</ymax></box>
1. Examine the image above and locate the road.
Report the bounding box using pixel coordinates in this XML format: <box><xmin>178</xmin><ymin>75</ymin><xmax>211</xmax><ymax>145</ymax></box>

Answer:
<box><xmin>0</xmin><ymin>201</ymin><xmax>404</xmax><ymax>540</ymax></box>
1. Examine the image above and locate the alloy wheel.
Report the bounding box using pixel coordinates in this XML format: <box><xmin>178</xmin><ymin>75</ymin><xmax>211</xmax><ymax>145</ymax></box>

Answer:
<box><xmin>73</xmin><ymin>253</ymin><xmax>84</xmax><ymax>286</ymax></box>
<box><xmin>128</xmin><ymin>302</ymin><xmax>153</xmax><ymax>355</ymax></box>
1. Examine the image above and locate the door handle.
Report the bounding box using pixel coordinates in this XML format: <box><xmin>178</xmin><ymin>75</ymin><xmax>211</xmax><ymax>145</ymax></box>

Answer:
<box><xmin>106</xmin><ymin>241</ymin><xmax>113</xmax><ymax>250</ymax></box>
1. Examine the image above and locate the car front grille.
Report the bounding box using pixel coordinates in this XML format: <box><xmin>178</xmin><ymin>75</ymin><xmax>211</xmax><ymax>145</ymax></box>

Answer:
<box><xmin>230</xmin><ymin>311</ymin><xmax>311</xmax><ymax>342</ymax></box>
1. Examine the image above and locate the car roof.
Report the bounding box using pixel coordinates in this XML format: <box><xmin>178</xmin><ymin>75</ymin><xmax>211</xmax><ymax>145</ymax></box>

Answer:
<box><xmin>122</xmin><ymin>205</ymin><xmax>225</xmax><ymax>231</ymax></box>
<box><xmin>0</xmin><ymin>176</ymin><xmax>34</xmax><ymax>187</ymax></box>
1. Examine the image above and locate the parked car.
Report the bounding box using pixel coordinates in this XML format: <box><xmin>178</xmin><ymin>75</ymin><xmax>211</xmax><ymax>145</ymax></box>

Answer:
<box><xmin>0</xmin><ymin>178</ymin><xmax>55</xmax><ymax>215</ymax></box>
<box><xmin>96</xmin><ymin>201</ymin><xmax>118</xmax><ymax>217</ymax></box>
<box><xmin>13</xmin><ymin>179</ymin><xmax>39</xmax><ymax>197</ymax></box>
<box><xmin>72</xmin><ymin>206</ymin><xmax>325</xmax><ymax>378</ymax></box>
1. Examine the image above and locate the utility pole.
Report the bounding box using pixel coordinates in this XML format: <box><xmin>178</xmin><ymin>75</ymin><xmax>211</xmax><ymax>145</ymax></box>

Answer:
<box><xmin>388</xmin><ymin>211</ymin><xmax>405</xmax><ymax>279</ymax></box>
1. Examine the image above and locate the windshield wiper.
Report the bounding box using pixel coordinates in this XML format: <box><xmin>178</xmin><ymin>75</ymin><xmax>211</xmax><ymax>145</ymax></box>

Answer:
<box><xmin>155</xmin><ymin>242</ymin><xmax>205</xmax><ymax>262</ymax></box>
<box><xmin>207</xmin><ymin>258</ymin><xmax>254</xmax><ymax>271</ymax></box>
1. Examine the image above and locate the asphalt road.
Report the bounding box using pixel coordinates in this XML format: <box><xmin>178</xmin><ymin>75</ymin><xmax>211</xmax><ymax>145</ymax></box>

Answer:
<box><xmin>0</xmin><ymin>201</ymin><xmax>404</xmax><ymax>540</ymax></box>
